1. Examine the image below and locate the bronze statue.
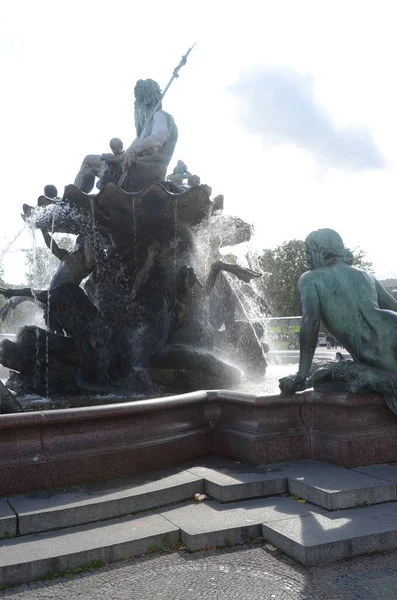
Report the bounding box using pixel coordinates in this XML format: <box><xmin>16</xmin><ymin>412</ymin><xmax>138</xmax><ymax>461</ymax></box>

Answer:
<box><xmin>75</xmin><ymin>80</ymin><xmax>178</xmax><ymax>193</ymax></box>
<box><xmin>44</xmin><ymin>185</ymin><xmax>58</xmax><ymax>199</ymax></box>
<box><xmin>167</xmin><ymin>160</ymin><xmax>192</xmax><ymax>186</ymax></box>
<box><xmin>97</xmin><ymin>138</ymin><xmax>125</xmax><ymax>190</ymax></box>
<box><xmin>280</xmin><ymin>228</ymin><xmax>397</xmax><ymax>402</ymax></box>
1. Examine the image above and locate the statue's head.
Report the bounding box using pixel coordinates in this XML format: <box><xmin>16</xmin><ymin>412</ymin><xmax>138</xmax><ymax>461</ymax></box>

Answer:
<box><xmin>109</xmin><ymin>138</ymin><xmax>123</xmax><ymax>155</ymax></box>
<box><xmin>44</xmin><ymin>185</ymin><xmax>58</xmax><ymax>199</ymax></box>
<box><xmin>188</xmin><ymin>174</ymin><xmax>201</xmax><ymax>186</ymax></box>
<box><xmin>134</xmin><ymin>79</ymin><xmax>162</xmax><ymax>135</ymax></box>
<box><xmin>175</xmin><ymin>160</ymin><xmax>188</xmax><ymax>173</ymax></box>
<box><xmin>134</xmin><ymin>79</ymin><xmax>162</xmax><ymax>108</ymax></box>
<box><xmin>305</xmin><ymin>228</ymin><xmax>354</xmax><ymax>269</ymax></box>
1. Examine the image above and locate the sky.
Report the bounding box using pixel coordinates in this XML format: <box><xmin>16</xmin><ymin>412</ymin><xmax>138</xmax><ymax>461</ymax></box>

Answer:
<box><xmin>1</xmin><ymin>0</ymin><xmax>397</xmax><ymax>283</ymax></box>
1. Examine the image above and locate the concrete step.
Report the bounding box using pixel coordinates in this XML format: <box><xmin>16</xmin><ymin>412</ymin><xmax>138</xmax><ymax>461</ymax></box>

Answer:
<box><xmin>157</xmin><ymin>496</ymin><xmax>324</xmax><ymax>551</ymax></box>
<box><xmin>7</xmin><ymin>468</ymin><xmax>204</xmax><ymax>535</ymax></box>
<box><xmin>262</xmin><ymin>501</ymin><xmax>397</xmax><ymax>566</ymax></box>
<box><xmin>3</xmin><ymin>477</ymin><xmax>397</xmax><ymax>587</ymax></box>
<box><xmin>282</xmin><ymin>460</ymin><xmax>396</xmax><ymax>510</ymax></box>
<box><xmin>0</xmin><ymin>512</ymin><xmax>179</xmax><ymax>588</ymax></box>
<box><xmin>0</xmin><ymin>500</ymin><xmax>16</xmax><ymax>539</ymax></box>
<box><xmin>354</xmin><ymin>463</ymin><xmax>397</xmax><ymax>483</ymax></box>
<box><xmin>178</xmin><ymin>457</ymin><xmax>396</xmax><ymax>509</ymax></box>
<box><xmin>179</xmin><ymin>455</ymin><xmax>288</xmax><ymax>502</ymax></box>
<box><xmin>5</xmin><ymin>458</ymin><xmax>396</xmax><ymax>539</ymax></box>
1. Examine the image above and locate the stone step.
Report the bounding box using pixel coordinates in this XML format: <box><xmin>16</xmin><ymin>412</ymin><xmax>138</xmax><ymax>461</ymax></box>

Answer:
<box><xmin>354</xmin><ymin>463</ymin><xmax>397</xmax><ymax>483</ymax></box>
<box><xmin>0</xmin><ymin>500</ymin><xmax>16</xmax><ymax>539</ymax></box>
<box><xmin>179</xmin><ymin>455</ymin><xmax>289</xmax><ymax>502</ymax></box>
<box><xmin>4</xmin><ymin>490</ymin><xmax>397</xmax><ymax>587</ymax></box>
<box><xmin>7</xmin><ymin>468</ymin><xmax>204</xmax><ymax>535</ymax></box>
<box><xmin>5</xmin><ymin>458</ymin><xmax>396</xmax><ymax>540</ymax></box>
<box><xmin>262</xmin><ymin>501</ymin><xmax>397</xmax><ymax>566</ymax></box>
<box><xmin>157</xmin><ymin>496</ymin><xmax>324</xmax><ymax>551</ymax></box>
<box><xmin>282</xmin><ymin>460</ymin><xmax>396</xmax><ymax>510</ymax></box>
<box><xmin>178</xmin><ymin>457</ymin><xmax>396</xmax><ymax>509</ymax></box>
<box><xmin>0</xmin><ymin>512</ymin><xmax>179</xmax><ymax>588</ymax></box>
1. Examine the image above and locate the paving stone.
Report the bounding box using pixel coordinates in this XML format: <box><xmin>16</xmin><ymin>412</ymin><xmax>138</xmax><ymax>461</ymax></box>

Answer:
<box><xmin>354</xmin><ymin>463</ymin><xmax>397</xmax><ymax>483</ymax></box>
<box><xmin>0</xmin><ymin>512</ymin><xmax>179</xmax><ymax>588</ymax></box>
<box><xmin>284</xmin><ymin>461</ymin><xmax>396</xmax><ymax>510</ymax></box>
<box><xmin>181</xmin><ymin>455</ymin><xmax>288</xmax><ymax>502</ymax></box>
<box><xmin>262</xmin><ymin>501</ymin><xmax>397</xmax><ymax>566</ymax></box>
<box><xmin>157</xmin><ymin>496</ymin><xmax>323</xmax><ymax>551</ymax></box>
<box><xmin>0</xmin><ymin>500</ymin><xmax>16</xmax><ymax>539</ymax></box>
<box><xmin>7</xmin><ymin>468</ymin><xmax>204</xmax><ymax>535</ymax></box>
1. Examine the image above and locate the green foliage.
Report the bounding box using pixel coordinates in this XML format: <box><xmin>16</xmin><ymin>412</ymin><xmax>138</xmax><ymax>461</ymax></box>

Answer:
<box><xmin>257</xmin><ymin>239</ymin><xmax>373</xmax><ymax>317</ymax></box>
<box><xmin>258</xmin><ymin>240</ymin><xmax>307</xmax><ymax>317</ymax></box>
<box><xmin>351</xmin><ymin>248</ymin><xmax>375</xmax><ymax>273</ymax></box>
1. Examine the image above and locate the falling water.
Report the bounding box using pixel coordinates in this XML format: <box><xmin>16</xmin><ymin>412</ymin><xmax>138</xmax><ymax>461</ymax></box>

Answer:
<box><xmin>89</xmin><ymin>196</ymin><xmax>101</xmax><ymax>311</ymax></box>
<box><xmin>223</xmin><ymin>271</ymin><xmax>267</xmax><ymax>357</ymax></box>
<box><xmin>27</xmin><ymin>226</ymin><xmax>41</xmax><ymax>392</ymax></box>
<box><xmin>132</xmin><ymin>197</ymin><xmax>138</xmax><ymax>263</ymax></box>
<box><xmin>45</xmin><ymin>212</ymin><xmax>56</xmax><ymax>399</ymax></box>
<box><xmin>173</xmin><ymin>197</ymin><xmax>178</xmax><ymax>273</ymax></box>
<box><xmin>0</xmin><ymin>224</ymin><xmax>27</xmax><ymax>262</ymax></box>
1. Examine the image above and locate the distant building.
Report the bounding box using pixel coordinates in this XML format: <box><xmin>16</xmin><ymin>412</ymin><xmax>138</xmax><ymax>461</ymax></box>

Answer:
<box><xmin>379</xmin><ymin>279</ymin><xmax>397</xmax><ymax>300</ymax></box>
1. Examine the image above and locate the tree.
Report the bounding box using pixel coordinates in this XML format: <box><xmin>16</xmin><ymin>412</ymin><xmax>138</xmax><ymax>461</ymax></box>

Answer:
<box><xmin>256</xmin><ymin>239</ymin><xmax>373</xmax><ymax>317</ymax></box>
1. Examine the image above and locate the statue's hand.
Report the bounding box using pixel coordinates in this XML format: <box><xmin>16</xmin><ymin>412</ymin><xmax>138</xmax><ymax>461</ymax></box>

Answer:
<box><xmin>279</xmin><ymin>373</ymin><xmax>307</xmax><ymax>395</ymax></box>
<box><xmin>101</xmin><ymin>152</ymin><xmax>124</xmax><ymax>164</ymax></box>
<box><xmin>0</xmin><ymin>287</ymin><xmax>14</xmax><ymax>299</ymax></box>
<box><xmin>122</xmin><ymin>150</ymin><xmax>137</xmax><ymax>172</ymax></box>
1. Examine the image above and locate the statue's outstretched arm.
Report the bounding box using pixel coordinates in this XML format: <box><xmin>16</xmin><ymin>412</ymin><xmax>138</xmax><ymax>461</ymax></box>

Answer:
<box><xmin>297</xmin><ymin>274</ymin><xmax>320</xmax><ymax>379</ymax></box>
<box><xmin>204</xmin><ymin>261</ymin><xmax>261</xmax><ymax>295</ymax></box>
<box><xmin>0</xmin><ymin>287</ymin><xmax>48</xmax><ymax>303</ymax></box>
<box><xmin>0</xmin><ymin>296</ymin><xmax>35</xmax><ymax>322</ymax></box>
<box><xmin>375</xmin><ymin>279</ymin><xmax>397</xmax><ymax>313</ymax></box>
<box><xmin>279</xmin><ymin>275</ymin><xmax>320</xmax><ymax>395</ymax></box>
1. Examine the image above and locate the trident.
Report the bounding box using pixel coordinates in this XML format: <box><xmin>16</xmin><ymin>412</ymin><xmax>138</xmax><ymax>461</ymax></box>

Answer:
<box><xmin>118</xmin><ymin>44</ymin><xmax>196</xmax><ymax>188</ymax></box>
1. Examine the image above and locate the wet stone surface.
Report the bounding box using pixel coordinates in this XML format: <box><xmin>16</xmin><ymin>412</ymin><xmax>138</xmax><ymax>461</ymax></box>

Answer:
<box><xmin>3</xmin><ymin>543</ymin><xmax>397</xmax><ymax>599</ymax></box>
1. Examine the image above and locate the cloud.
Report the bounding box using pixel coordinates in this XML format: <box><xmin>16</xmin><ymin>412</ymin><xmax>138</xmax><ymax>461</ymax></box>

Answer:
<box><xmin>231</xmin><ymin>67</ymin><xmax>386</xmax><ymax>172</ymax></box>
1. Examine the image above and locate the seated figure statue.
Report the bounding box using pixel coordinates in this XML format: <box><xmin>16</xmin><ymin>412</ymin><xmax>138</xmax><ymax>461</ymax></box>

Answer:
<box><xmin>75</xmin><ymin>79</ymin><xmax>178</xmax><ymax>193</ymax></box>
<box><xmin>97</xmin><ymin>138</ymin><xmax>125</xmax><ymax>190</ymax></box>
<box><xmin>279</xmin><ymin>228</ymin><xmax>397</xmax><ymax>396</ymax></box>
<box><xmin>167</xmin><ymin>160</ymin><xmax>192</xmax><ymax>186</ymax></box>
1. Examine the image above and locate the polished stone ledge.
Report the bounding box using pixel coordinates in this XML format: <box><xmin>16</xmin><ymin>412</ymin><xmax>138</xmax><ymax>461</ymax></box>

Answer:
<box><xmin>1</xmin><ymin>388</ymin><xmax>396</xmax><ymax>495</ymax></box>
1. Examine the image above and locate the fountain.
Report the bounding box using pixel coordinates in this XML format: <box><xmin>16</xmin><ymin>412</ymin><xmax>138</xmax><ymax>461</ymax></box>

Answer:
<box><xmin>1</xmin><ymin>68</ymin><xmax>397</xmax><ymax>503</ymax></box>
<box><xmin>0</xmin><ymin>76</ymin><xmax>267</xmax><ymax>407</ymax></box>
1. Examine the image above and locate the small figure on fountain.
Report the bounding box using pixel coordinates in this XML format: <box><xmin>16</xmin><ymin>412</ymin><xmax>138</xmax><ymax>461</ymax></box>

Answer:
<box><xmin>97</xmin><ymin>138</ymin><xmax>125</xmax><ymax>190</ymax></box>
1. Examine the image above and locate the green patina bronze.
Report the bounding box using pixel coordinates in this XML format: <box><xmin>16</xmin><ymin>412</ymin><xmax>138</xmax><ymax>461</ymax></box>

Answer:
<box><xmin>279</xmin><ymin>228</ymin><xmax>397</xmax><ymax>414</ymax></box>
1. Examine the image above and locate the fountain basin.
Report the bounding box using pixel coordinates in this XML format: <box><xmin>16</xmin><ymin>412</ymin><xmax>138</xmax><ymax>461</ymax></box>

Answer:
<box><xmin>1</xmin><ymin>388</ymin><xmax>397</xmax><ymax>496</ymax></box>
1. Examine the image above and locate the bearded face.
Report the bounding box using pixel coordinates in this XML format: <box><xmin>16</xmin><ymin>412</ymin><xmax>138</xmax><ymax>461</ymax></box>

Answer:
<box><xmin>134</xmin><ymin>79</ymin><xmax>162</xmax><ymax>136</ymax></box>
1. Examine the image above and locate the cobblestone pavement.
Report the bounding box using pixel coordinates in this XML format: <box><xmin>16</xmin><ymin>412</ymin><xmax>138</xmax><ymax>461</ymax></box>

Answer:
<box><xmin>3</xmin><ymin>543</ymin><xmax>397</xmax><ymax>599</ymax></box>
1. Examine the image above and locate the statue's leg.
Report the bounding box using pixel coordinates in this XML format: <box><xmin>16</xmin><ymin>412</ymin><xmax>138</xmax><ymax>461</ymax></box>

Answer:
<box><xmin>124</xmin><ymin>159</ymin><xmax>166</xmax><ymax>192</ymax></box>
<box><xmin>74</xmin><ymin>154</ymin><xmax>102</xmax><ymax>193</ymax></box>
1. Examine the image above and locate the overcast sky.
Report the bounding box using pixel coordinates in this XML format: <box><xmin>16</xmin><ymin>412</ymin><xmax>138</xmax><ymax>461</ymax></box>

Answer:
<box><xmin>1</xmin><ymin>0</ymin><xmax>397</xmax><ymax>283</ymax></box>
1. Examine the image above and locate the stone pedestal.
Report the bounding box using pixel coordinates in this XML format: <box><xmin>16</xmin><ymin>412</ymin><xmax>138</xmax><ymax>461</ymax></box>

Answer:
<box><xmin>215</xmin><ymin>390</ymin><xmax>397</xmax><ymax>468</ymax></box>
<box><xmin>1</xmin><ymin>389</ymin><xmax>397</xmax><ymax>495</ymax></box>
